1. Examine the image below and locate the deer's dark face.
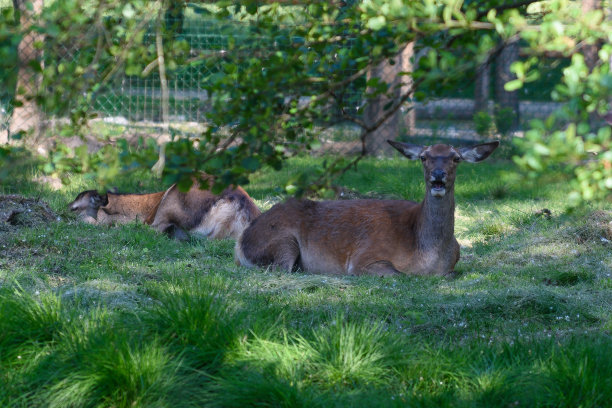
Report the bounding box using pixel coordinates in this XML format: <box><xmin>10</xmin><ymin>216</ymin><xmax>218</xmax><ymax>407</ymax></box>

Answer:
<box><xmin>418</xmin><ymin>144</ymin><xmax>462</xmax><ymax>198</ymax></box>
<box><xmin>68</xmin><ymin>190</ymin><xmax>108</xmax><ymax>216</ymax></box>
<box><xmin>388</xmin><ymin>140</ymin><xmax>500</xmax><ymax>199</ymax></box>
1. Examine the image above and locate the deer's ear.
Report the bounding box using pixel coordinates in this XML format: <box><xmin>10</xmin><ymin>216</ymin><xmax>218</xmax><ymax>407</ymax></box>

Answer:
<box><xmin>92</xmin><ymin>192</ymin><xmax>108</xmax><ymax>207</ymax></box>
<box><xmin>458</xmin><ymin>141</ymin><xmax>500</xmax><ymax>163</ymax></box>
<box><xmin>387</xmin><ymin>140</ymin><xmax>424</xmax><ymax>160</ymax></box>
<box><xmin>88</xmin><ymin>191</ymin><xmax>99</xmax><ymax>205</ymax></box>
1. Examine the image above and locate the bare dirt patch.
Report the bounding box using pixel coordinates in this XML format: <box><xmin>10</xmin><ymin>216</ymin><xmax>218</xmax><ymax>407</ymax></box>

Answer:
<box><xmin>0</xmin><ymin>194</ymin><xmax>58</xmax><ymax>231</ymax></box>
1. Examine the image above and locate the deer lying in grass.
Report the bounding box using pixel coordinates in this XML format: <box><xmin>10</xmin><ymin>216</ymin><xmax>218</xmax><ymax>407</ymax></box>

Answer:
<box><xmin>149</xmin><ymin>180</ymin><xmax>261</xmax><ymax>241</ymax></box>
<box><xmin>69</xmin><ymin>178</ymin><xmax>261</xmax><ymax>241</ymax></box>
<box><xmin>68</xmin><ymin>190</ymin><xmax>165</xmax><ymax>226</ymax></box>
<box><xmin>236</xmin><ymin>140</ymin><xmax>499</xmax><ymax>276</ymax></box>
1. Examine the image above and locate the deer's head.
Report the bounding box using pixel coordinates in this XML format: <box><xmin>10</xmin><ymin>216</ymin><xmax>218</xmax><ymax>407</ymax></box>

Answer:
<box><xmin>68</xmin><ymin>190</ymin><xmax>109</xmax><ymax>217</ymax></box>
<box><xmin>388</xmin><ymin>140</ymin><xmax>500</xmax><ymax>198</ymax></box>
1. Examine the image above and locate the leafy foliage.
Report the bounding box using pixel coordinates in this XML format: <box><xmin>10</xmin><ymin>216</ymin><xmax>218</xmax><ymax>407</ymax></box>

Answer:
<box><xmin>0</xmin><ymin>0</ymin><xmax>610</xmax><ymax>202</ymax></box>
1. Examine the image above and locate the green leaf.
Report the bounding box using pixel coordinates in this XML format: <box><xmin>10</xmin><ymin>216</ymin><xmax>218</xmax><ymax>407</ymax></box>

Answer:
<box><xmin>367</xmin><ymin>16</ymin><xmax>386</xmax><ymax>31</ymax></box>
<box><xmin>504</xmin><ymin>79</ymin><xmax>523</xmax><ymax>92</ymax></box>
<box><xmin>207</xmin><ymin>157</ymin><xmax>224</xmax><ymax>170</ymax></box>
<box><xmin>122</xmin><ymin>3</ymin><xmax>136</xmax><ymax>19</ymax></box>
<box><xmin>241</xmin><ymin>157</ymin><xmax>260</xmax><ymax>171</ymax></box>
<box><xmin>246</xmin><ymin>2</ymin><xmax>258</xmax><ymax>15</ymax></box>
<box><xmin>533</xmin><ymin>143</ymin><xmax>550</xmax><ymax>156</ymax></box>
<box><xmin>177</xmin><ymin>177</ymin><xmax>194</xmax><ymax>192</ymax></box>
<box><xmin>125</xmin><ymin>64</ymin><xmax>141</xmax><ymax>76</ymax></box>
<box><xmin>510</xmin><ymin>61</ymin><xmax>525</xmax><ymax>79</ymax></box>
<box><xmin>285</xmin><ymin>184</ymin><xmax>297</xmax><ymax>195</ymax></box>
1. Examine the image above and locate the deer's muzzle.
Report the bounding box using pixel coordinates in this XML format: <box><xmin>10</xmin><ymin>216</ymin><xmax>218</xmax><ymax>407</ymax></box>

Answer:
<box><xmin>429</xmin><ymin>172</ymin><xmax>447</xmax><ymax>197</ymax></box>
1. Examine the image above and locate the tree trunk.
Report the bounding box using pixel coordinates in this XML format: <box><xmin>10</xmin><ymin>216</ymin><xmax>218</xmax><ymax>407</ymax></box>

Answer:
<box><xmin>474</xmin><ymin>61</ymin><xmax>490</xmax><ymax>114</ymax></box>
<box><xmin>581</xmin><ymin>0</ymin><xmax>601</xmax><ymax>127</ymax></box>
<box><xmin>8</xmin><ymin>0</ymin><xmax>45</xmax><ymax>146</ymax></box>
<box><xmin>364</xmin><ymin>43</ymin><xmax>413</xmax><ymax>155</ymax></box>
<box><xmin>494</xmin><ymin>38</ymin><xmax>520</xmax><ymax>131</ymax></box>
<box><xmin>400</xmin><ymin>42</ymin><xmax>416</xmax><ymax>139</ymax></box>
<box><xmin>582</xmin><ymin>0</ymin><xmax>600</xmax><ymax>72</ymax></box>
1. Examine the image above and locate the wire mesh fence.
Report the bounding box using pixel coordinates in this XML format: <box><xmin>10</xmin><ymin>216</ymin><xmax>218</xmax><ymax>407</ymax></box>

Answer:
<box><xmin>0</xmin><ymin>2</ymin><xmax>571</xmax><ymax>155</ymax></box>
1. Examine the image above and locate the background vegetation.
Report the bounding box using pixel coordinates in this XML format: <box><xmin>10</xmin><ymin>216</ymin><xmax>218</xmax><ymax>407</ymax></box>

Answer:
<box><xmin>0</xmin><ymin>0</ymin><xmax>610</xmax><ymax>201</ymax></box>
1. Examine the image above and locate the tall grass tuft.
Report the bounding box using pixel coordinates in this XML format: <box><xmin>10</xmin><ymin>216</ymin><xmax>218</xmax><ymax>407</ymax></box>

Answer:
<box><xmin>144</xmin><ymin>275</ymin><xmax>244</xmax><ymax>369</ymax></box>
<box><xmin>46</xmin><ymin>332</ymin><xmax>195</xmax><ymax>408</ymax></box>
<box><xmin>539</xmin><ymin>337</ymin><xmax>612</xmax><ymax>407</ymax></box>
<box><xmin>209</xmin><ymin>316</ymin><xmax>406</xmax><ymax>406</ymax></box>
<box><xmin>0</xmin><ymin>286</ymin><xmax>67</xmax><ymax>360</ymax></box>
<box><xmin>302</xmin><ymin>316</ymin><xmax>405</xmax><ymax>387</ymax></box>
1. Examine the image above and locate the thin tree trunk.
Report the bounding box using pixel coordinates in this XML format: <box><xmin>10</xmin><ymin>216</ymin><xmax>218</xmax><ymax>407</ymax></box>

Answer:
<box><xmin>8</xmin><ymin>0</ymin><xmax>44</xmax><ymax>146</ymax></box>
<box><xmin>400</xmin><ymin>42</ymin><xmax>416</xmax><ymax>139</ymax></box>
<box><xmin>364</xmin><ymin>43</ymin><xmax>413</xmax><ymax>155</ymax></box>
<box><xmin>581</xmin><ymin>0</ymin><xmax>601</xmax><ymax>128</ymax></box>
<box><xmin>494</xmin><ymin>38</ymin><xmax>520</xmax><ymax>131</ymax></box>
<box><xmin>582</xmin><ymin>0</ymin><xmax>600</xmax><ymax>72</ymax></box>
<box><xmin>474</xmin><ymin>61</ymin><xmax>490</xmax><ymax>114</ymax></box>
<box><xmin>152</xmin><ymin>4</ymin><xmax>170</xmax><ymax>177</ymax></box>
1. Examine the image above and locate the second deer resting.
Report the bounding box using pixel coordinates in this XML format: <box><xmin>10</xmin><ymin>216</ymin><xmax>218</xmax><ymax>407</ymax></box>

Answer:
<box><xmin>69</xmin><ymin>177</ymin><xmax>260</xmax><ymax>241</ymax></box>
<box><xmin>236</xmin><ymin>140</ymin><xmax>499</xmax><ymax>276</ymax></box>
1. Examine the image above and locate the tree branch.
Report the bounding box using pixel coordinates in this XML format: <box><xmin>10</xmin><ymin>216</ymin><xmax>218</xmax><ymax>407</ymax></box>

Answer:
<box><xmin>152</xmin><ymin>3</ymin><xmax>170</xmax><ymax>177</ymax></box>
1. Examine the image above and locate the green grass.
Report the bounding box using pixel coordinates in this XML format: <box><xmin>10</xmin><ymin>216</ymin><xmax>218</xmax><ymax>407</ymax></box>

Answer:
<box><xmin>1</xmin><ymin>148</ymin><xmax>611</xmax><ymax>407</ymax></box>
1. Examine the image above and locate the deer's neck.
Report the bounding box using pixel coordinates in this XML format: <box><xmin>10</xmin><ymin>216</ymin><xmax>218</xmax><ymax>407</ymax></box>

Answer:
<box><xmin>417</xmin><ymin>188</ymin><xmax>455</xmax><ymax>247</ymax></box>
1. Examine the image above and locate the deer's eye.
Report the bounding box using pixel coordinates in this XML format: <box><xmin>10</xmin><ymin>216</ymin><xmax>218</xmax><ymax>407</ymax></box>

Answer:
<box><xmin>420</xmin><ymin>156</ymin><xmax>426</xmax><ymax>162</ymax></box>
<box><xmin>453</xmin><ymin>156</ymin><xmax>461</xmax><ymax>163</ymax></box>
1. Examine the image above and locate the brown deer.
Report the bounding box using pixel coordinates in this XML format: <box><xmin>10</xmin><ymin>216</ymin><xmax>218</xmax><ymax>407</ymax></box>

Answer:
<box><xmin>68</xmin><ymin>190</ymin><xmax>165</xmax><ymax>226</ymax></box>
<box><xmin>69</xmin><ymin>177</ymin><xmax>261</xmax><ymax>241</ymax></box>
<box><xmin>149</xmin><ymin>180</ymin><xmax>261</xmax><ymax>241</ymax></box>
<box><xmin>235</xmin><ymin>140</ymin><xmax>499</xmax><ymax>276</ymax></box>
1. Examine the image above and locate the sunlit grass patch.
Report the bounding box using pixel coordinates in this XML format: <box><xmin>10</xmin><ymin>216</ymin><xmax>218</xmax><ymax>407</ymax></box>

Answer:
<box><xmin>144</xmin><ymin>274</ymin><xmax>246</xmax><ymax>369</ymax></box>
<box><xmin>213</xmin><ymin>316</ymin><xmax>406</xmax><ymax>406</ymax></box>
<box><xmin>46</xmin><ymin>339</ymin><xmax>182</xmax><ymax>408</ymax></box>
<box><xmin>302</xmin><ymin>317</ymin><xmax>404</xmax><ymax>387</ymax></box>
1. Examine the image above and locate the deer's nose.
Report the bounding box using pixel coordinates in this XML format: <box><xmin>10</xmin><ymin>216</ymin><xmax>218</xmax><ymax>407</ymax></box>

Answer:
<box><xmin>431</xmin><ymin>169</ymin><xmax>446</xmax><ymax>181</ymax></box>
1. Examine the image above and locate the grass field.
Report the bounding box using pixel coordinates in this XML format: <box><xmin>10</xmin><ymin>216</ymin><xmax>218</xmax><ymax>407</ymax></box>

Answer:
<box><xmin>1</xmin><ymin>146</ymin><xmax>611</xmax><ymax>407</ymax></box>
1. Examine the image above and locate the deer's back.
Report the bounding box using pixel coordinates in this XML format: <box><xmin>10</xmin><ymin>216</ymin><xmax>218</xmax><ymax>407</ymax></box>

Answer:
<box><xmin>153</xmin><ymin>182</ymin><xmax>261</xmax><ymax>238</ymax></box>
<box><xmin>100</xmin><ymin>191</ymin><xmax>166</xmax><ymax>224</ymax></box>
